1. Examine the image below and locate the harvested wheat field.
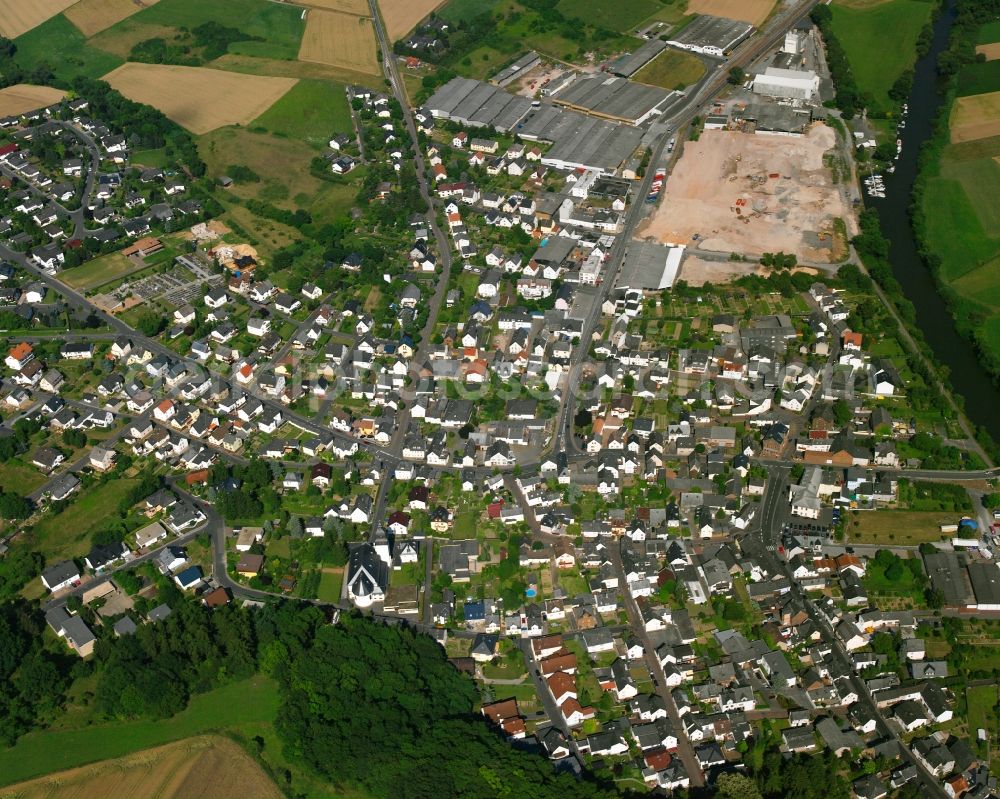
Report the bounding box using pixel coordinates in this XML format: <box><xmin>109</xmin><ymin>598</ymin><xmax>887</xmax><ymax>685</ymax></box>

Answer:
<box><xmin>65</xmin><ymin>0</ymin><xmax>161</xmax><ymax>36</ymax></box>
<box><xmin>0</xmin><ymin>736</ymin><xmax>282</xmax><ymax>799</ymax></box>
<box><xmin>299</xmin><ymin>9</ymin><xmax>380</xmax><ymax>74</ymax></box>
<box><xmin>103</xmin><ymin>63</ymin><xmax>297</xmax><ymax>134</ymax></box>
<box><xmin>378</xmin><ymin>0</ymin><xmax>443</xmax><ymax>41</ymax></box>
<box><xmin>976</xmin><ymin>42</ymin><xmax>1000</xmax><ymax>61</ymax></box>
<box><xmin>686</xmin><ymin>0</ymin><xmax>774</xmax><ymax>27</ymax></box>
<box><xmin>639</xmin><ymin>125</ymin><xmax>855</xmax><ymax>262</ymax></box>
<box><xmin>0</xmin><ymin>0</ymin><xmax>78</xmax><ymax>38</ymax></box>
<box><xmin>302</xmin><ymin>0</ymin><xmax>368</xmax><ymax>12</ymax></box>
<box><xmin>0</xmin><ymin>84</ymin><xmax>66</xmax><ymax>117</ymax></box>
<box><xmin>951</xmin><ymin>91</ymin><xmax>1000</xmax><ymax>143</ymax></box>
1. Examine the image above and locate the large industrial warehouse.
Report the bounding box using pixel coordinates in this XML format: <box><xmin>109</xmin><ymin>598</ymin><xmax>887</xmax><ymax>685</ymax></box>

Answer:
<box><xmin>549</xmin><ymin>74</ymin><xmax>684</xmax><ymax>126</ymax></box>
<box><xmin>667</xmin><ymin>15</ymin><xmax>754</xmax><ymax>57</ymax></box>
<box><xmin>425</xmin><ymin>77</ymin><xmax>645</xmax><ymax>174</ymax></box>
<box><xmin>752</xmin><ymin>66</ymin><xmax>821</xmax><ymax>101</ymax></box>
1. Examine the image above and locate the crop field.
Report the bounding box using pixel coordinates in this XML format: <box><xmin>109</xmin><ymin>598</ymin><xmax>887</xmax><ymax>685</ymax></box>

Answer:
<box><xmin>103</xmin><ymin>62</ymin><xmax>297</xmax><ymax>134</ymax></box>
<box><xmin>306</xmin><ymin>0</ymin><xmax>368</xmax><ymax>12</ymax></box>
<box><xmin>828</xmin><ymin>0</ymin><xmax>933</xmax><ymax>111</ymax></box>
<box><xmin>976</xmin><ymin>42</ymin><xmax>1000</xmax><ymax>61</ymax></box>
<box><xmin>11</xmin><ymin>15</ymin><xmax>124</xmax><ymax>82</ymax></box>
<box><xmin>253</xmin><ymin>78</ymin><xmax>353</xmax><ymax>147</ymax></box>
<box><xmin>555</xmin><ymin>0</ymin><xmax>662</xmax><ymax>32</ymax></box>
<box><xmin>89</xmin><ymin>0</ymin><xmax>305</xmax><ymax>61</ymax></box>
<box><xmin>379</xmin><ymin>0</ymin><xmax>444</xmax><ymax>41</ymax></box>
<box><xmin>299</xmin><ymin>9</ymin><xmax>380</xmax><ymax>75</ymax></box>
<box><xmin>0</xmin><ymin>677</ymin><xmax>279</xmax><ymax>786</ymax></box>
<box><xmin>687</xmin><ymin>0</ymin><xmax>774</xmax><ymax>26</ymax></box>
<box><xmin>0</xmin><ymin>0</ymin><xmax>77</xmax><ymax>38</ymax></box>
<box><xmin>633</xmin><ymin>48</ymin><xmax>705</xmax><ymax>90</ymax></box>
<box><xmin>208</xmin><ymin>52</ymin><xmax>383</xmax><ymax>87</ymax></box>
<box><xmin>65</xmin><ymin>0</ymin><xmax>161</xmax><ymax>36</ymax></box>
<box><xmin>951</xmin><ymin>90</ymin><xmax>1000</xmax><ymax>143</ymax></box>
<box><xmin>0</xmin><ymin>85</ymin><xmax>66</xmax><ymax>117</ymax></box>
<box><xmin>0</xmin><ymin>736</ymin><xmax>282</xmax><ymax>799</ymax></box>
<box><xmin>958</xmin><ymin>59</ymin><xmax>1000</xmax><ymax>97</ymax></box>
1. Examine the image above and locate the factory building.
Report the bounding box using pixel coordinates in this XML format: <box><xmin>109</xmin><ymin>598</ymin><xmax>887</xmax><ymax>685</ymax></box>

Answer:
<box><xmin>751</xmin><ymin>66</ymin><xmax>820</xmax><ymax>102</ymax></box>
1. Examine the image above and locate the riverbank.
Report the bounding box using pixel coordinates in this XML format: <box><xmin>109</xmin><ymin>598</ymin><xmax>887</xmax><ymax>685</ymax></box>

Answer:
<box><xmin>912</xmin><ymin>1</ymin><xmax>1000</xmax><ymax>386</ymax></box>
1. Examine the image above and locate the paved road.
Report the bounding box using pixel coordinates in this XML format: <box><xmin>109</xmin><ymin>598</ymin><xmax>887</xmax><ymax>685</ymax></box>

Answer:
<box><xmin>753</xmin><ymin>465</ymin><xmax>950</xmax><ymax>799</ymax></box>
<box><xmin>609</xmin><ymin>541</ymin><xmax>704</xmax><ymax>787</ymax></box>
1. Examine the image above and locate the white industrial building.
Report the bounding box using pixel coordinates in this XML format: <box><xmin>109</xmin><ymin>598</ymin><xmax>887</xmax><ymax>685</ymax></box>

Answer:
<box><xmin>752</xmin><ymin>66</ymin><xmax>820</xmax><ymax>102</ymax></box>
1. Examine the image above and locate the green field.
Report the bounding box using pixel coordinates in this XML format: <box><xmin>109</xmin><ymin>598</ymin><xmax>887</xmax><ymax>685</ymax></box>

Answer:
<box><xmin>92</xmin><ymin>0</ymin><xmax>305</xmax><ymax>62</ymax></box>
<box><xmin>0</xmin><ymin>675</ymin><xmax>280</xmax><ymax>787</ymax></box>
<box><xmin>0</xmin><ymin>460</ymin><xmax>47</xmax><ymax>495</ymax></box>
<box><xmin>828</xmin><ymin>0</ymin><xmax>933</xmax><ymax>111</ymax></box>
<box><xmin>850</xmin><ymin>510</ymin><xmax>950</xmax><ymax>545</ymax></box>
<box><xmin>13</xmin><ymin>15</ymin><xmax>124</xmax><ymax>82</ymax></box>
<box><xmin>28</xmin><ymin>478</ymin><xmax>140</xmax><ymax>560</ymax></box>
<box><xmin>253</xmin><ymin>79</ymin><xmax>354</xmax><ymax>149</ymax></box>
<box><xmin>957</xmin><ymin>59</ymin><xmax>1000</xmax><ymax>97</ymax></box>
<box><xmin>439</xmin><ymin>0</ymin><xmax>505</xmax><ymax>24</ymax></box>
<box><xmin>632</xmin><ymin>47</ymin><xmax>705</xmax><ymax>90</ymax></box>
<box><xmin>317</xmin><ymin>569</ymin><xmax>343</xmax><ymax>602</ymax></box>
<box><xmin>556</xmin><ymin>0</ymin><xmax>663</xmax><ymax>32</ymax></box>
<box><xmin>978</xmin><ymin>19</ymin><xmax>1000</xmax><ymax>44</ymax></box>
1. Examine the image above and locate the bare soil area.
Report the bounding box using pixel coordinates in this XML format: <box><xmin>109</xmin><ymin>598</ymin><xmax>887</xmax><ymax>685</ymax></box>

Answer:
<box><xmin>640</xmin><ymin>125</ymin><xmax>855</xmax><ymax>263</ymax></box>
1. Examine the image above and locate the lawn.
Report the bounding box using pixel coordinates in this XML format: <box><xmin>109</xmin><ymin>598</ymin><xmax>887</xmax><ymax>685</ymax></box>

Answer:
<box><xmin>61</xmin><ymin>252</ymin><xmax>139</xmax><ymax>291</ymax></box>
<box><xmin>632</xmin><ymin>47</ymin><xmax>706</xmax><ymax>90</ymax></box>
<box><xmin>253</xmin><ymin>78</ymin><xmax>354</xmax><ymax>148</ymax></box>
<box><xmin>0</xmin><ymin>675</ymin><xmax>280</xmax><ymax>787</ymax></box>
<box><xmin>0</xmin><ymin>459</ymin><xmax>47</xmax><ymax>494</ymax></box>
<box><xmin>317</xmin><ymin>568</ymin><xmax>343</xmax><ymax>602</ymax></box>
<box><xmin>12</xmin><ymin>14</ymin><xmax>124</xmax><ymax>82</ymax></box>
<box><xmin>28</xmin><ymin>478</ymin><xmax>140</xmax><ymax>559</ymax></box>
<box><xmin>439</xmin><ymin>0</ymin><xmax>504</xmax><ymax>24</ymax></box>
<box><xmin>828</xmin><ymin>0</ymin><xmax>933</xmax><ymax>112</ymax></box>
<box><xmin>130</xmin><ymin>147</ymin><xmax>170</xmax><ymax>167</ymax></box>
<box><xmin>850</xmin><ymin>510</ymin><xmax>951</xmax><ymax>545</ymax></box>
<box><xmin>555</xmin><ymin>0</ymin><xmax>663</xmax><ymax>32</ymax></box>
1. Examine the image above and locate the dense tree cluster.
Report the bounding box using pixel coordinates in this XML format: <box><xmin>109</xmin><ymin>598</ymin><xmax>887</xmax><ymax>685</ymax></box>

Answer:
<box><xmin>809</xmin><ymin>5</ymin><xmax>862</xmax><ymax>118</ymax></box>
<box><xmin>69</xmin><ymin>77</ymin><xmax>205</xmax><ymax>176</ymax></box>
<box><xmin>0</xmin><ymin>600</ymin><xmax>70</xmax><ymax>745</ymax></box>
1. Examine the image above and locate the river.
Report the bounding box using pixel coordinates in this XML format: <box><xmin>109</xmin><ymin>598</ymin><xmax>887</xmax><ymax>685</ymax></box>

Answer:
<box><xmin>864</xmin><ymin>0</ymin><xmax>1000</xmax><ymax>441</ymax></box>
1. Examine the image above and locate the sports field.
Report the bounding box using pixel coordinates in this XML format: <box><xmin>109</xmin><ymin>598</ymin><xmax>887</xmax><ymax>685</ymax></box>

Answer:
<box><xmin>0</xmin><ymin>0</ymin><xmax>77</xmax><ymax>38</ymax></box>
<box><xmin>65</xmin><ymin>0</ymin><xmax>161</xmax><ymax>36</ymax></box>
<box><xmin>0</xmin><ymin>85</ymin><xmax>66</xmax><ymax>117</ymax></box>
<box><xmin>299</xmin><ymin>9</ymin><xmax>380</xmax><ymax>74</ymax></box>
<box><xmin>828</xmin><ymin>0</ymin><xmax>933</xmax><ymax>111</ymax></box>
<box><xmin>687</xmin><ymin>0</ymin><xmax>773</xmax><ymax>26</ymax></box>
<box><xmin>0</xmin><ymin>736</ymin><xmax>282</xmax><ymax>799</ymax></box>
<box><xmin>62</xmin><ymin>251</ymin><xmax>138</xmax><ymax>291</ymax></box>
<box><xmin>103</xmin><ymin>62</ymin><xmax>297</xmax><ymax>134</ymax></box>
<box><xmin>379</xmin><ymin>0</ymin><xmax>443</xmax><ymax>41</ymax></box>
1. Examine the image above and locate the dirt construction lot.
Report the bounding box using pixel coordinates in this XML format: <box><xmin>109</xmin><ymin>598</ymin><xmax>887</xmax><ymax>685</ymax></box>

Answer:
<box><xmin>103</xmin><ymin>63</ymin><xmax>298</xmax><ymax>134</ymax></box>
<box><xmin>0</xmin><ymin>736</ymin><xmax>282</xmax><ymax>799</ymax></box>
<box><xmin>379</xmin><ymin>0</ymin><xmax>444</xmax><ymax>41</ymax></box>
<box><xmin>0</xmin><ymin>85</ymin><xmax>67</xmax><ymax>117</ymax></box>
<box><xmin>686</xmin><ymin>0</ymin><xmax>775</xmax><ymax>27</ymax></box>
<box><xmin>640</xmin><ymin>125</ymin><xmax>855</xmax><ymax>263</ymax></box>
<box><xmin>299</xmin><ymin>9</ymin><xmax>380</xmax><ymax>74</ymax></box>
<box><xmin>952</xmin><ymin>91</ymin><xmax>1000</xmax><ymax>142</ymax></box>
<box><xmin>65</xmin><ymin>0</ymin><xmax>161</xmax><ymax>36</ymax></box>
